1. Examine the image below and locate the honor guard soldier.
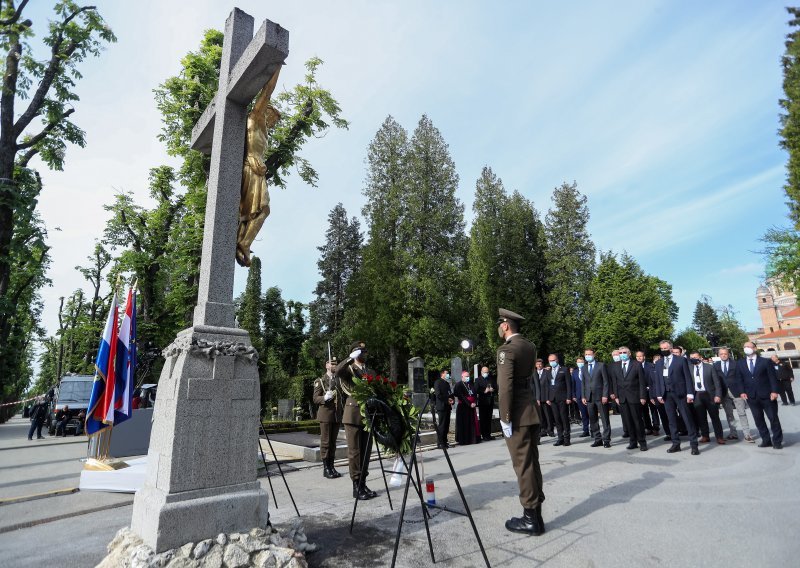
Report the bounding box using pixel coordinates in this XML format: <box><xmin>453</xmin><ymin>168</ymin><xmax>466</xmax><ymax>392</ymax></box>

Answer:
<box><xmin>313</xmin><ymin>357</ymin><xmax>343</xmax><ymax>479</ymax></box>
<box><xmin>496</xmin><ymin>308</ymin><xmax>545</xmax><ymax>535</ymax></box>
<box><xmin>335</xmin><ymin>341</ymin><xmax>378</xmax><ymax>500</ymax></box>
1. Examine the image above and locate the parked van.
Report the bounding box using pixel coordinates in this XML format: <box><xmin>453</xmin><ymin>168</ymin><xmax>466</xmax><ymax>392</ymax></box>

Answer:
<box><xmin>49</xmin><ymin>374</ymin><xmax>94</xmax><ymax>436</ymax></box>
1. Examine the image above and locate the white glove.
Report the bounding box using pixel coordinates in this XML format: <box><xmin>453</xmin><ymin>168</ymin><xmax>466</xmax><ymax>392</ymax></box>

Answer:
<box><xmin>349</xmin><ymin>349</ymin><xmax>362</xmax><ymax>360</ymax></box>
<box><xmin>323</xmin><ymin>390</ymin><xmax>334</xmax><ymax>402</ymax></box>
<box><xmin>500</xmin><ymin>420</ymin><xmax>512</xmax><ymax>438</ymax></box>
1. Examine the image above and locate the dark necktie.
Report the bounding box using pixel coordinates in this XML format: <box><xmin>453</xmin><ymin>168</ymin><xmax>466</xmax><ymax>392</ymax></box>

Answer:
<box><xmin>589</xmin><ymin>363</ymin><xmax>594</xmax><ymax>375</ymax></box>
<box><xmin>723</xmin><ymin>362</ymin><xmax>728</xmax><ymax>375</ymax></box>
<box><xmin>749</xmin><ymin>358</ymin><xmax>754</xmax><ymax>373</ymax></box>
<box><xmin>622</xmin><ymin>362</ymin><xmax>627</xmax><ymax>375</ymax></box>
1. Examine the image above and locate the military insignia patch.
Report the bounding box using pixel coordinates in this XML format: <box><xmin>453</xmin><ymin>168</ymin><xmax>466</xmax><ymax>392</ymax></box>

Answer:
<box><xmin>500</xmin><ymin>351</ymin><xmax>506</xmax><ymax>365</ymax></box>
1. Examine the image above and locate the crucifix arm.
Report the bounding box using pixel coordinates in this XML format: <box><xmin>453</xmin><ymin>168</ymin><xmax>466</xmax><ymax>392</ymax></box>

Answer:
<box><xmin>252</xmin><ymin>66</ymin><xmax>281</xmax><ymax>116</ymax></box>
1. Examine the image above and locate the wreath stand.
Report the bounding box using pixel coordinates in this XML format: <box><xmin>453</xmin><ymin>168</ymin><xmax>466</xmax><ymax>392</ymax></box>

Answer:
<box><xmin>349</xmin><ymin>397</ymin><xmax>491</xmax><ymax>568</ymax></box>
<box><xmin>258</xmin><ymin>419</ymin><xmax>300</xmax><ymax>517</ymax></box>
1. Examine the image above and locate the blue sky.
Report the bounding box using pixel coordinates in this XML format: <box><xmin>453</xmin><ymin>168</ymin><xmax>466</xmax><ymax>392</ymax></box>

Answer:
<box><xmin>25</xmin><ymin>0</ymin><xmax>792</xmax><ymax>343</ymax></box>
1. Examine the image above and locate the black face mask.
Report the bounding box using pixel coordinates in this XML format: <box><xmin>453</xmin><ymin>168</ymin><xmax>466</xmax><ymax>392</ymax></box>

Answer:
<box><xmin>689</xmin><ymin>358</ymin><xmax>701</xmax><ymax>365</ymax></box>
<box><xmin>660</xmin><ymin>349</ymin><xmax>671</xmax><ymax>357</ymax></box>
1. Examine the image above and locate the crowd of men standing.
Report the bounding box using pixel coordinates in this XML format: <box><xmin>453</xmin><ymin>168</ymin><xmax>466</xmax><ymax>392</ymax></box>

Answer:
<box><xmin>531</xmin><ymin>340</ymin><xmax>789</xmax><ymax>454</ymax></box>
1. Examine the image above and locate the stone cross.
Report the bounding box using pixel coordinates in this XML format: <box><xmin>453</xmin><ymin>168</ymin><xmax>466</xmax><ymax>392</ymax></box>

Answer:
<box><xmin>130</xmin><ymin>9</ymin><xmax>288</xmax><ymax>552</ymax></box>
<box><xmin>189</xmin><ymin>8</ymin><xmax>289</xmax><ymax>329</ymax></box>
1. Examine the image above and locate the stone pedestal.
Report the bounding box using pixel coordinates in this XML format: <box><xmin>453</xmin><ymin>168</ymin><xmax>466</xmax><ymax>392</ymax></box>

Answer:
<box><xmin>131</xmin><ymin>325</ymin><xmax>268</xmax><ymax>552</ymax></box>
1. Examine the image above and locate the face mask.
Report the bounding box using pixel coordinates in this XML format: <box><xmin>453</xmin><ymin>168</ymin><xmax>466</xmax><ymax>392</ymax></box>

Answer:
<box><xmin>577</xmin><ymin>362</ymin><xmax>585</xmax><ymax>368</ymax></box>
<box><xmin>612</xmin><ymin>355</ymin><xmax>621</xmax><ymax>362</ymax></box>
<box><xmin>689</xmin><ymin>358</ymin><xmax>701</xmax><ymax>365</ymax></box>
<box><xmin>620</xmin><ymin>353</ymin><xmax>629</xmax><ymax>362</ymax></box>
<box><xmin>464</xmin><ymin>377</ymin><xmax>471</xmax><ymax>382</ymax></box>
<box><xmin>481</xmin><ymin>373</ymin><xmax>489</xmax><ymax>378</ymax></box>
<box><xmin>660</xmin><ymin>349</ymin><xmax>671</xmax><ymax>357</ymax></box>
<box><xmin>549</xmin><ymin>361</ymin><xmax>558</xmax><ymax>368</ymax></box>
<box><xmin>444</xmin><ymin>373</ymin><xmax>450</xmax><ymax>380</ymax></box>
<box><xmin>743</xmin><ymin>347</ymin><xmax>755</xmax><ymax>356</ymax></box>
<box><xmin>585</xmin><ymin>355</ymin><xmax>594</xmax><ymax>363</ymax></box>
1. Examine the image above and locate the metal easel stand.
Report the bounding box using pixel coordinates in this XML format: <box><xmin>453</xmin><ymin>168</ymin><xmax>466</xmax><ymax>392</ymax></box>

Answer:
<box><xmin>390</xmin><ymin>398</ymin><xmax>491</xmax><ymax>568</ymax></box>
<box><xmin>258</xmin><ymin>420</ymin><xmax>300</xmax><ymax>517</ymax></box>
<box><xmin>349</xmin><ymin>406</ymin><xmax>430</xmax><ymax>534</ymax></box>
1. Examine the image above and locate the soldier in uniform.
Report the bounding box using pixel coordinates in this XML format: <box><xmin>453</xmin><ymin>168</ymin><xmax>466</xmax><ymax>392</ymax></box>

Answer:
<box><xmin>335</xmin><ymin>341</ymin><xmax>378</xmax><ymax>500</ymax></box>
<box><xmin>496</xmin><ymin>308</ymin><xmax>545</xmax><ymax>535</ymax></box>
<box><xmin>313</xmin><ymin>357</ymin><xmax>343</xmax><ymax>479</ymax></box>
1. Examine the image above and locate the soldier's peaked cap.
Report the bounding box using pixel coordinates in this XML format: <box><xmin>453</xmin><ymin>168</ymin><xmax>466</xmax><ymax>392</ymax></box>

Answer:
<box><xmin>350</xmin><ymin>340</ymin><xmax>366</xmax><ymax>352</ymax></box>
<box><xmin>497</xmin><ymin>308</ymin><xmax>525</xmax><ymax>324</ymax></box>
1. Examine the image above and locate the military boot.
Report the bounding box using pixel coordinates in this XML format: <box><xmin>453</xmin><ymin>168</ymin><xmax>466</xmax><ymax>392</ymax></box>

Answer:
<box><xmin>327</xmin><ymin>457</ymin><xmax>342</xmax><ymax>478</ymax></box>
<box><xmin>505</xmin><ymin>508</ymin><xmax>544</xmax><ymax>536</ymax></box>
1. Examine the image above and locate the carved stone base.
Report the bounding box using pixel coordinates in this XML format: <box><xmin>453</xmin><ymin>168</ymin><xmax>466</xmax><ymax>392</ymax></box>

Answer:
<box><xmin>130</xmin><ymin>325</ymin><xmax>267</xmax><ymax>552</ymax></box>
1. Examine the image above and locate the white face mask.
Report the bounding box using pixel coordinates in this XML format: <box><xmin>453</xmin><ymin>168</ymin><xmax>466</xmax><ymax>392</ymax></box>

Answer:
<box><xmin>612</xmin><ymin>355</ymin><xmax>621</xmax><ymax>362</ymax></box>
<box><xmin>481</xmin><ymin>373</ymin><xmax>489</xmax><ymax>378</ymax></box>
<box><xmin>743</xmin><ymin>347</ymin><xmax>755</xmax><ymax>356</ymax></box>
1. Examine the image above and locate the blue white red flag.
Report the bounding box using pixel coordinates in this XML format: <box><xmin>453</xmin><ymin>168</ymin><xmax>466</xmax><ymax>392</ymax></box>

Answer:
<box><xmin>86</xmin><ymin>293</ymin><xmax>119</xmax><ymax>436</ymax></box>
<box><xmin>113</xmin><ymin>288</ymin><xmax>136</xmax><ymax>426</ymax></box>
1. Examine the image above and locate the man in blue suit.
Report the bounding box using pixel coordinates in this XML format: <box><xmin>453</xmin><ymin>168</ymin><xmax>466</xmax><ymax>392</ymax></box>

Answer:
<box><xmin>730</xmin><ymin>342</ymin><xmax>783</xmax><ymax>449</ymax></box>
<box><xmin>651</xmin><ymin>339</ymin><xmax>700</xmax><ymax>455</ymax></box>
<box><xmin>571</xmin><ymin>357</ymin><xmax>590</xmax><ymax>437</ymax></box>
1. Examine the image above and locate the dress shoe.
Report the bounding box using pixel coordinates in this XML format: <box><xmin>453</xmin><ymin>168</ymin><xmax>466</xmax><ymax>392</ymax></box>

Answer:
<box><xmin>726</xmin><ymin>434</ymin><xmax>738</xmax><ymax>440</ymax></box>
<box><xmin>505</xmin><ymin>508</ymin><xmax>543</xmax><ymax>536</ymax></box>
<box><xmin>622</xmin><ymin>433</ymin><xmax>630</xmax><ymax>438</ymax></box>
<box><xmin>591</xmin><ymin>440</ymin><xmax>603</xmax><ymax>447</ymax></box>
<box><xmin>782</xmin><ymin>402</ymin><xmax>789</xmax><ymax>406</ymax></box>
<box><xmin>563</xmin><ymin>440</ymin><xmax>571</xmax><ymax>447</ymax></box>
<box><xmin>603</xmin><ymin>441</ymin><xmax>611</xmax><ymax>448</ymax></box>
<box><xmin>666</xmin><ymin>444</ymin><xmax>681</xmax><ymax>453</ymax></box>
<box><xmin>691</xmin><ymin>446</ymin><xmax>700</xmax><ymax>456</ymax></box>
<box><xmin>663</xmin><ymin>436</ymin><xmax>672</xmax><ymax>442</ymax></box>
<box><xmin>716</xmin><ymin>438</ymin><xmax>726</xmax><ymax>445</ymax></box>
<box><xmin>758</xmin><ymin>441</ymin><xmax>773</xmax><ymax>448</ymax></box>
<box><xmin>580</xmin><ymin>431</ymin><xmax>590</xmax><ymax>437</ymax></box>
<box><xmin>639</xmin><ymin>441</ymin><xmax>648</xmax><ymax>451</ymax></box>
<box><xmin>699</xmin><ymin>436</ymin><xmax>710</xmax><ymax>443</ymax></box>
<box><xmin>553</xmin><ymin>439</ymin><xmax>564</xmax><ymax>446</ymax></box>
<box><xmin>774</xmin><ymin>442</ymin><xmax>783</xmax><ymax>450</ymax></box>
<box><xmin>744</xmin><ymin>435</ymin><xmax>755</xmax><ymax>443</ymax></box>
<box><xmin>626</xmin><ymin>443</ymin><xmax>637</xmax><ymax>450</ymax></box>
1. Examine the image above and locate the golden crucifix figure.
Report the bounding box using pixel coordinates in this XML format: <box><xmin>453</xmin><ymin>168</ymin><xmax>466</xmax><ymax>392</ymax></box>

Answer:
<box><xmin>236</xmin><ymin>67</ymin><xmax>281</xmax><ymax>267</ymax></box>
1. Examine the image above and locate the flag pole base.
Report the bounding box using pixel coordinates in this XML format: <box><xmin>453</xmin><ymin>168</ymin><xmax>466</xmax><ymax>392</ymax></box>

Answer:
<box><xmin>84</xmin><ymin>458</ymin><xmax>129</xmax><ymax>471</ymax></box>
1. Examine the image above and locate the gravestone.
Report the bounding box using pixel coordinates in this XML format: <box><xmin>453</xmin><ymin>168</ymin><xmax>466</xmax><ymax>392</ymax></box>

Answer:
<box><xmin>408</xmin><ymin>357</ymin><xmax>427</xmax><ymax>409</ymax></box>
<box><xmin>130</xmin><ymin>8</ymin><xmax>289</xmax><ymax>552</ymax></box>
<box><xmin>278</xmin><ymin>398</ymin><xmax>295</xmax><ymax>420</ymax></box>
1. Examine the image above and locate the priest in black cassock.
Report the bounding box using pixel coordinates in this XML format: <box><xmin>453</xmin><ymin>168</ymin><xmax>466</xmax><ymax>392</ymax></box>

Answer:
<box><xmin>454</xmin><ymin>370</ymin><xmax>480</xmax><ymax>445</ymax></box>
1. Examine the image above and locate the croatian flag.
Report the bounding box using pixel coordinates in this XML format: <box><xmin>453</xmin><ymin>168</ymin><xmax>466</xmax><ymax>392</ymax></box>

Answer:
<box><xmin>113</xmin><ymin>288</ymin><xmax>136</xmax><ymax>426</ymax></box>
<box><xmin>86</xmin><ymin>293</ymin><xmax>119</xmax><ymax>436</ymax></box>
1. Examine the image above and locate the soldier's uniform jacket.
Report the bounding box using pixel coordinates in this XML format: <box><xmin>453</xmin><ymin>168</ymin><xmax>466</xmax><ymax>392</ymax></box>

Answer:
<box><xmin>497</xmin><ymin>334</ymin><xmax>539</xmax><ymax>427</ymax></box>
<box><xmin>313</xmin><ymin>372</ymin><xmax>343</xmax><ymax>423</ymax></box>
<box><xmin>334</xmin><ymin>357</ymin><xmax>371</xmax><ymax>427</ymax></box>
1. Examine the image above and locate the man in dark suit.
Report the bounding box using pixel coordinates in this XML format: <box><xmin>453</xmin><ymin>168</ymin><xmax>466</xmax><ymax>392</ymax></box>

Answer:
<box><xmin>572</xmin><ymin>357</ymin><xmax>590</xmax><ymax>437</ymax></box>
<box><xmin>497</xmin><ymin>308</ymin><xmax>544</xmax><ymax>536</ymax></box>
<box><xmin>636</xmin><ymin>351</ymin><xmax>659</xmax><ymax>435</ymax></box>
<box><xmin>475</xmin><ymin>366</ymin><xmax>496</xmax><ymax>441</ymax></box>
<box><xmin>543</xmin><ymin>353</ymin><xmax>573</xmax><ymax>446</ymax></box>
<box><xmin>713</xmin><ymin>347</ymin><xmax>754</xmax><ymax>442</ymax></box>
<box><xmin>581</xmin><ymin>348</ymin><xmax>612</xmax><ymax>448</ymax></box>
<box><xmin>730</xmin><ymin>342</ymin><xmax>783</xmax><ymax>449</ymax></box>
<box><xmin>535</xmin><ymin>359</ymin><xmax>555</xmax><ymax>437</ymax></box>
<box><xmin>687</xmin><ymin>350</ymin><xmax>725</xmax><ymax>444</ymax></box>
<box><xmin>772</xmin><ymin>353</ymin><xmax>795</xmax><ymax>406</ymax></box>
<box><xmin>651</xmin><ymin>340</ymin><xmax>700</xmax><ymax>455</ymax></box>
<box><xmin>433</xmin><ymin>369</ymin><xmax>455</xmax><ymax>449</ymax></box>
<box><xmin>610</xmin><ymin>346</ymin><xmax>648</xmax><ymax>451</ymax></box>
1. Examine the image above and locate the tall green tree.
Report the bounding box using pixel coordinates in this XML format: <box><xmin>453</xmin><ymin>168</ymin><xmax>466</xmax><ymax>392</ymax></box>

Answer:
<box><xmin>308</xmin><ymin>203</ymin><xmax>362</xmax><ymax>361</ymax></box>
<box><xmin>692</xmin><ymin>295</ymin><xmax>722</xmax><ymax>345</ymax></box>
<box><xmin>346</xmin><ymin>116</ymin><xmax>410</xmax><ymax>378</ymax></box>
<box><xmin>764</xmin><ymin>7</ymin><xmax>800</xmax><ymax>291</ymax></box>
<box><xmin>399</xmin><ymin>115</ymin><xmax>469</xmax><ymax>361</ymax></box>
<box><xmin>468</xmin><ymin>167</ymin><xmax>547</xmax><ymax>354</ymax></box>
<box><xmin>0</xmin><ymin>1</ymin><xmax>113</xmax><ymax>411</ymax></box>
<box><xmin>585</xmin><ymin>252</ymin><xmax>677</xmax><ymax>358</ymax></box>
<box><xmin>543</xmin><ymin>182</ymin><xmax>596</xmax><ymax>356</ymax></box>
